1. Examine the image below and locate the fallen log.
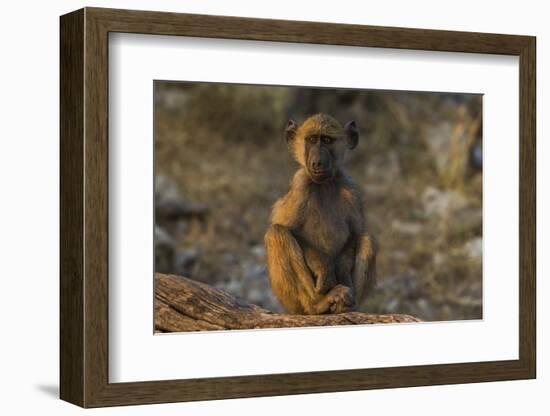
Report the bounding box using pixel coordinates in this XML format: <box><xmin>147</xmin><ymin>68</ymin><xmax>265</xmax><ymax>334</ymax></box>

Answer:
<box><xmin>155</xmin><ymin>273</ymin><xmax>421</xmax><ymax>332</ymax></box>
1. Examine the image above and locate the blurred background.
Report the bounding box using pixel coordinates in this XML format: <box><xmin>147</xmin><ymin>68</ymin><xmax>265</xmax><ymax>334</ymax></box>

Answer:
<box><xmin>154</xmin><ymin>81</ymin><xmax>482</xmax><ymax>322</ymax></box>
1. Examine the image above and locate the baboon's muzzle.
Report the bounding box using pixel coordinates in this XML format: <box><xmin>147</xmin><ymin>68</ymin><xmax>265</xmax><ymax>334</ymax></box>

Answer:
<box><xmin>308</xmin><ymin>147</ymin><xmax>333</xmax><ymax>183</ymax></box>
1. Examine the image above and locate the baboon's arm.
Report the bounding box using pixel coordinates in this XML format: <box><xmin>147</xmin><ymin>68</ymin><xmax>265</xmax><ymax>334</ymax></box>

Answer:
<box><xmin>352</xmin><ymin>233</ymin><xmax>377</xmax><ymax>302</ymax></box>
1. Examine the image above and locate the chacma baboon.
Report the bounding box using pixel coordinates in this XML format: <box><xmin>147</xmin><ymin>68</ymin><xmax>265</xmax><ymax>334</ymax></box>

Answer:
<box><xmin>264</xmin><ymin>113</ymin><xmax>377</xmax><ymax>315</ymax></box>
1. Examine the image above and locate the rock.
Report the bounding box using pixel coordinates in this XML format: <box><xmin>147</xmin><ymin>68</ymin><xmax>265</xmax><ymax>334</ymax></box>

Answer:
<box><xmin>222</xmin><ymin>253</ymin><xmax>239</xmax><ymax>265</ymax></box>
<box><xmin>421</xmin><ymin>186</ymin><xmax>468</xmax><ymax>218</ymax></box>
<box><xmin>463</xmin><ymin>237</ymin><xmax>483</xmax><ymax>260</ymax></box>
<box><xmin>453</xmin><ymin>207</ymin><xmax>482</xmax><ymax>230</ymax></box>
<box><xmin>156</xmin><ymin>87</ymin><xmax>189</xmax><ymax>111</ymax></box>
<box><xmin>386</xmin><ymin>298</ymin><xmax>400</xmax><ymax>313</ymax></box>
<box><xmin>391</xmin><ymin>219</ymin><xmax>422</xmax><ymax>235</ymax></box>
<box><xmin>250</xmin><ymin>244</ymin><xmax>266</xmax><ymax>261</ymax></box>
<box><xmin>174</xmin><ymin>248</ymin><xmax>201</xmax><ymax>275</ymax></box>
<box><xmin>223</xmin><ymin>279</ymin><xmax>245</xmax><ymax>297</ymax></box>
<box><xmin>379</xmin><ymin>272</ymin><xmax>421</xmax><ymax>299</ymax></box>
<box><xmin>247</xmin><ymin>287</ymin><xmax>265</xmax><ymax>305</ymax></box>
<box><xmin>155</xmin><ymin>175</ymin><xmax>208</xmax><ymax>221</ymax></box>
<box><xmin>365</xmin><ymin>151</ymin><xmax>402</xmax><ymax>183</ymax></box>
<box><xmin>155</xmin><ymin>223</ymin><xmax>202</xmax><ymax>275</ymax></box>
<box><xmin>416</xmin><ymin>298</ymin><xmax>429</xmax><ymax>312</ymax></box>
<box><xmin>155</xmin><ymin>175</ymin><xmax>179</xmax><ymax>206</ymax></box>
<box><xmin>243</xmin><ymin>263</ymin><xmax>267</xmax><ymax>282</ymax></box>
<box><xmin>154</xmin><ymin>226</ymin><xmax>175</xmax><ymax>273</ymax></box>
<box><xmin>470</xmin><ymin>141</ymin><xmax>482</xmax><ymax>170</ymax></box>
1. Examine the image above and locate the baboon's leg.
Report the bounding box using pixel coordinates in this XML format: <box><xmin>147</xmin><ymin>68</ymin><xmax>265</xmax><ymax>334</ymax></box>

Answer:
<box><xmin>302</xmin><ymin>245</ymin><xmax>337</xmax><ymax>295</ymax></box>
<box><xmin>304</xmin><ymin>247</ymin><xmax>355</xmax><ymax>313</ymax></box>
<box><xmin>264</xmin><ymin>224</ymin><xmax>352</xmax><ymax>314</ymax></box>
<box><xmin>352</xmin><ymin>234</ymin><xmax>377</xmax><ymax>305</ymax></box>
<box><xmin>334</xmin><ymin>240</ymin><xmax>357</xmax><ymax>311</ymax></box>
<box><xmin>335</xmin><ymin>239</ymin><xmax>356</xmax><ymax>287</ymax></box>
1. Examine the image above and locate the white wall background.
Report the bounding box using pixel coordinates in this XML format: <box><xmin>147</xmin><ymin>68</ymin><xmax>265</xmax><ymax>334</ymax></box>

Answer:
<box><xmin>0</xmin><ymin>1</ymin><xmax>545</xmax><ymax>415</ymax></box>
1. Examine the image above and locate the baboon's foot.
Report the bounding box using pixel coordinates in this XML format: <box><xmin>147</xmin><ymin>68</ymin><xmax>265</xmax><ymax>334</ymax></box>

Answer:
<box><xmin>328</xmin><ymin>285</ymin><xmax>355</xmax><ymax>314</ymax></box>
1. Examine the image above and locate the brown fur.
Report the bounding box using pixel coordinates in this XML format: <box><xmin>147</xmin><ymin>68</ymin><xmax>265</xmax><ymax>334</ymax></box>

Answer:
<box><xmin>265</xmin><ymin>114</ymin><xmax>377</xmax><ymax>314</ymax></box>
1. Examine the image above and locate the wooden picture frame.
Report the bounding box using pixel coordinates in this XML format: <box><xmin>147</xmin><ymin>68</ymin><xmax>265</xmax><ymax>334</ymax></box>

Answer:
<box><xmin>60</xmin><ymin>7</ymin><xmax>536</xmax><ymax>408</ymax></box>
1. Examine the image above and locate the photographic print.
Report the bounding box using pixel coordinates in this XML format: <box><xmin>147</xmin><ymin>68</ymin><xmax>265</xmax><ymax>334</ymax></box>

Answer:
<box><xmin>153</xmin><ymin>81</ymin><xmax>483</xmax><ymax>333</ymax></box>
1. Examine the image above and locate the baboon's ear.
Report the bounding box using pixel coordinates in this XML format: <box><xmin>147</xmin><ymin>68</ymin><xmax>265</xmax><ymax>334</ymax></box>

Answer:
<box><xmin>344</xmin><ymin>120</ymin><xmax>359</xmax><ymax>149</ymax></box>
<box><xmin>284</xmin><ymin>119</ymin><xmax>298</xmax><ymax>144</ymax></box>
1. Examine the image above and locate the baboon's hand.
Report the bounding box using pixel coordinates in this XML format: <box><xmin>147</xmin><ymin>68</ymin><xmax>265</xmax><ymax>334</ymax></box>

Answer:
<box><xmin>327</xmin><ymin>285</ymin><xmax>355</xmax><ymax>314</ymax></box>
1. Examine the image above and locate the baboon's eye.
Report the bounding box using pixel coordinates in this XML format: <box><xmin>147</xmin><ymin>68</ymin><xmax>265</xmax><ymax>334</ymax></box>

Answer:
<box><xmin>321</xmin><ymin>136</ymin><xmax>334</xmax><ymax>145</ymax></box>
<box><xmin>307</xmin><ymin>136</ymin><xmax>318</xmax><ymax>144</ymax></box>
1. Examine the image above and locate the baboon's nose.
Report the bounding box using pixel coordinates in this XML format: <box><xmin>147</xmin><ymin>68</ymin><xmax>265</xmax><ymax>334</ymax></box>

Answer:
<box><xmin>311</xmin><ymin>160</ymin><xmax>325</xmax><ymax>171</ymax></box>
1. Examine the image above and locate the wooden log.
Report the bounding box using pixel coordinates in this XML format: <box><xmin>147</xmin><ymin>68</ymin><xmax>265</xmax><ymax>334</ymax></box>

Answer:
<box><xmin>155</xmin><ymin>273</ymin><xmax>421</xmax><ymax>332</ymax></box>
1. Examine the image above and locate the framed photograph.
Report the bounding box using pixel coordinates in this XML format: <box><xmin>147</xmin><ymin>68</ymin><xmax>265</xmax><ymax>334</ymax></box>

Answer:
<box><xmin>60</xmin><ymin>7</ymin><xmax>536</xmax><ymax>407</ymax></box>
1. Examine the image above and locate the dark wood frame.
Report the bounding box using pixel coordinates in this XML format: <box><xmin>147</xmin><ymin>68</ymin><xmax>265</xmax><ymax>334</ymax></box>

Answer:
<box><xmin>60</xmin><ymin>7</ymin><xmax>536</xmax><ymax>408</ymax></box>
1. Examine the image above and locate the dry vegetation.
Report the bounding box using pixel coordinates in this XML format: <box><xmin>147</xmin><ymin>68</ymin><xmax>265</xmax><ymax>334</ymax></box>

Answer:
<box><xmin>155</xmin><ymin>81</ymin><xmax>482</xmax><ymax>322</ymax></box>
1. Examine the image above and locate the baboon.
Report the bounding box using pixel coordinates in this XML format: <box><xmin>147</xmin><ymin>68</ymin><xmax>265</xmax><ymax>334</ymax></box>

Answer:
<box><xmin>264</xmin><ymin>113</ymin><xmax>377</xmax><ymax>315</ymax></box>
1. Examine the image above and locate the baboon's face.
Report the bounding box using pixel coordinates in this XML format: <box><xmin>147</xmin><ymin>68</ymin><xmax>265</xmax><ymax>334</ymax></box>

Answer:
<box><xmin>285</xmin><ymin>114</ymin><xmax>359</xmax><ymax>184</ymax></box>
